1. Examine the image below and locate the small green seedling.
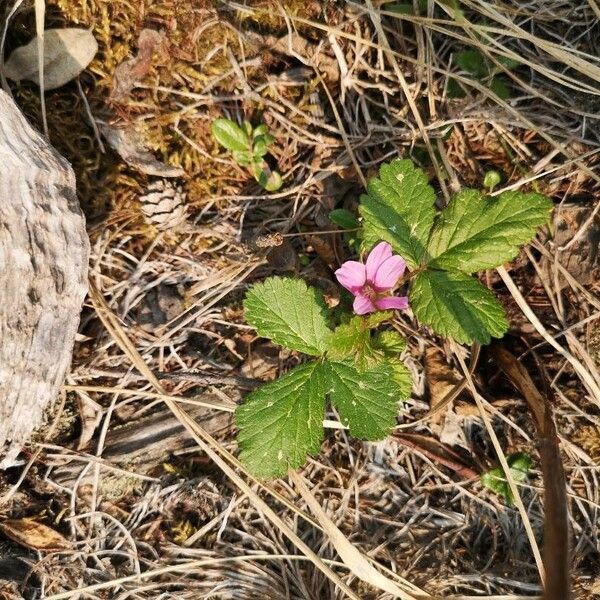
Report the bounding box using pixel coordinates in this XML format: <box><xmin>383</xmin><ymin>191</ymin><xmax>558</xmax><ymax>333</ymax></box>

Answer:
<box><xmin>211</xmin><ymin>118</ymin><xmax>282</xmax><ymax>191</ymax></box>
<box><xmin>481</xmin><ymin>452</ymin><xmax>533</xmax><ymax>505</ymax></box>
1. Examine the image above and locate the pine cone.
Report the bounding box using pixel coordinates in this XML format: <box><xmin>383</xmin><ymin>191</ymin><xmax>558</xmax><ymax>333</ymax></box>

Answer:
<box><xmin>139</xmin><ymin>179</ymin><xmax>187</xmax><ymax>230</ymax></box>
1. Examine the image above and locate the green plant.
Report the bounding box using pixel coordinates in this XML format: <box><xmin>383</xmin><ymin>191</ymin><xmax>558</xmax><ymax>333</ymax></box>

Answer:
<box><xmin>448</xmin><ymin>48</ymin><xmax>520</xmax><ymax>99</ymax></box>
<box><xmin>211</xmin><ymin>118</ymin><xmax>282</xmax><ymax>191</ymax></box>
<box><xmin>236</xmin><ymin>158</ymin><xmax>552</xmax><ymax>478</ymax></box>
<box><xmin>481</xmin><ymin>452</ymin><xmax>533</xmax><ymax>505</ymax></box>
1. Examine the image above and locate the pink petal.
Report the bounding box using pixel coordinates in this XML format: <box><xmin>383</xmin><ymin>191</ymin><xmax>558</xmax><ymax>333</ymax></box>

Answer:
<box><xmin>365</xmin><ymin>241</ymin><xmax>392</xmax><ymax>281</ymax></box>
<box><xmin>372</xmin><ymin>255</ymin><xmax>406</xmax><ymax>291</ymax></box>
<box><xmin>335</xmin><ymin>261</ymin><xmax>366</xmax><ymax>293</ymax></box>
<box><xmin>353</xmin><ymin>294</ymin><xmax>376</xmax><ymax>315</ymax></box>
<box><xmin>374</xmin><ymin>296</ymin><xmax>409</xmax><ymax>311</ymax></box>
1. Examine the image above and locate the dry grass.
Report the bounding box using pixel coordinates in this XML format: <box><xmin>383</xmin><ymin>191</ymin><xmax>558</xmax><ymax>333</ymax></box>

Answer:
<box><xmin>1</xmin><ymin>0</ymin><xmax>600</xmax><ymax>598</ymax></box>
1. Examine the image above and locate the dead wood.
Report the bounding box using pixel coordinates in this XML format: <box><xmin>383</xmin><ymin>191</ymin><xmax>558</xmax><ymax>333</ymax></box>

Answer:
<box><xmin>50</xmin><ymin>402</ymin><xmax>232</xmax><ymax>489</ymax></box>
<box><xmin>0</xmin><ymin>90</ymin><xmax>89</xmax><ymax>468</ymax></box>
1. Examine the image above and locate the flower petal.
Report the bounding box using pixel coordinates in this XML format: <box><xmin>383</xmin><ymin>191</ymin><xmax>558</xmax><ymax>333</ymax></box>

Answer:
<box><xmin>374</xmin><ymin>296</ymin><xmax>409</xmax><ymax>311</ymax></box>
<box><xmin>353</xmin><ymin>294</ymin><xmax>376</xmax><ymax>315</ymax></box>
<box><xmin>372</xmin><ymin>255</ymin><xmax>406</xmax><ymax>291</ymax></box>
<box><xmin>335</xmin><ymin>261</ymin><xmax>366</xmax><ymax>293</ymax></box>
<box><xmin>365</xmin><ymin>241</ymin><xmax>392</xmax><ymax>281</ymax></box>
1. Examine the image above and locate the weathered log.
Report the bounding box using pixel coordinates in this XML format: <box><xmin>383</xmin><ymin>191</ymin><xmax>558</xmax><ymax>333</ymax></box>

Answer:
<box><xmin>0</xmin><ymin>90</ymin><xmax>89</xmax><ymax>467</ymax></box>
<box><xmin>50</xmin><ymin>402</ymin><xmax>233</xmax><ymax>489</ymax></box>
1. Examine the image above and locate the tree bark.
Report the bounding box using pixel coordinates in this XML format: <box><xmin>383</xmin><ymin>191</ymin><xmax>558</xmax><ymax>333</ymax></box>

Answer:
<box><xmin>0</xmin><ymin>90</ymin><xmax>89</xmax><ymax>467</ymax></box>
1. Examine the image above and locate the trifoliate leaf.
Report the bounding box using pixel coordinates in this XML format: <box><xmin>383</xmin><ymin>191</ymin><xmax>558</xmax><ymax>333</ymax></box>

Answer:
<box><xmin>236</xmin><ymin>362</ymin><xmax>328</xmax><ymax>478</ymax></box>
<box><xmin>410</xmin><ymin>270</ymin><xmax>508</xmax><ymax>344</ymax></box>
<box><xmin>327</xmin><ymin>361</ymin><xmax>403</xmax><ymax>439</ymax></box>
<box><xmin>427</xmin><ymin>189</ymin><xmax>553</xmax><ymax>273</ymax></box>
<box><xmin>360</xmin><ymin>159</ymin><xmax>436</xmax><ymax>268</ymax></box>
<box><xmin>244</xmin><ymin>277</ymin><xmax>330</xmax><ymax>355</ymax></box>
<box><xmin>481</xmin><ymin>452</ymin><xmax>532</xmax><ymax>505</ymax></box>
<box><xmin>211</xmin><ymin>118</ymin><xmax>250</xmax><ymax>152</ymax></box>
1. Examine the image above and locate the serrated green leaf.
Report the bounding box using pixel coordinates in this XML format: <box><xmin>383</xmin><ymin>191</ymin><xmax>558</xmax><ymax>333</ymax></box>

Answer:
<box><xmin>244</xmin><ymin>277</ymin><xmax>330</xmax><ymax>355</ymax></box>
<box><xmin>325</xmin><ymin>313</ymin><xmax>391</xmax><ymax>362</ymax></box>
<box><xmin>410</xmin><ymin>270</ymin><xmax>508</xmax><ymax>344</ymax></box>
<box><xmin>481</xmin><ymin>452</ymin><xmax>532</xmax><ymax>505</ymax></box>
<box><xmin>427</xmin><ymin>189</ymin><xmax>553</xmax><ymax>273</ymax></box>
<box><xmin>329</xmin><ymin>208</ymin><xmax>359</xmax><ymax>230</ymax></box>
<box><xmin>387</xmin><ymin>358</ymin><xmax>412</xmax><ymax>398</ymax></box>
<box><xmin>327</xmin><ymin>361</ymin><xmax>403</xmax><ymax>439</ymax></box>
<box><xmin>236</xmin><ymin>362</ymin><xmax>327</xmax><ymax>478</ymax></box>
<box><xmin>373</xmin><ymin>330</ymin><xmax>407</xmax><ymax>355</ymax></box>
<box><xmin>359</xmin><ymin>159</ymin><xmax>436</xmax><ymax>268</ymax></box>
<box><xmin>456</xmin><ymin>49</ymin><xmax>488</xmax><ymax>77</ymax></box>
<box><xmin>211</xmin><ymin>118</ymin><xmax>250</xmax><ymax>152</ymax></box>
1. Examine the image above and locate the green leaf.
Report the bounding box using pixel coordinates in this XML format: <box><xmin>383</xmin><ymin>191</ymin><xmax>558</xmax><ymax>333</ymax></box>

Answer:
<box><xmin>427</xmin><ymin>189</ymin><xmax>553</xmax><ymax>273</ymax></box>
<box><xmin>232</xmin><ymin>150</ymin><xmax>253</xmax><ymax>166</ymax></box>
<box><xmin>410</xmin><ymin>270</ymin><xmax>508</xmax><ymax>344</ymax></box>
<box><xmin>252</xmin><ymin>137</ymin><xmax>268</xmax><ymax>157</ymax></box>
<box><xmin>456</xmin><ymin>49</ymin><xmax>488</xmax><ymax>77</ymax></box>
<box><xmin>373</xmin><ymin>330</ymin><xmax>407</xmax><ymax>355</ymax></box>
<box><xmin>496</xmin><ymin>55</ymin><xmax>520</xmax><ymax>71</ymax></box>
<box><xmin>252</xmin><ymin>123</ymin><xmax>269</xmax><ymax>137</ymax></box>
<box><xmin>236</xmin><ymin>362</ymin><xmax>328</xmax><ymax>478</ymax></box>
<box><xmin>211</xmin><ymin>118</ymin><xmax>250</xmax><ymax>152</ymax></box>
<box><xmin>360</xmin><ymin>159</ymin><xmax>436</xmax><ymax>268</ymax></box>
<box><xmin>481</xmin><ymin>452</ymin><xmax>532</xmax><ymax>505</ymax></box>
<box><xmin>244</xmin><ymin>277</ymin><xmax>330</xmax><ymax>355</ymax></box>
<box><xmin>329</xmin><ymin>208</ymin><xmax>359</xmax><ymax>230</ymax></box>
<box><xmin>325</xmin><ymin>312</ymin><xmax>391</xmax><ymax>363</ymax></box>
<box><xmin>251</xmin><ymin>161</ymin><xmax>283</xmax><ymax>191</ymax></box>
<box><xmin>387</xmin><ymin>358</ymin><xmax>412</xmax><ymax>398</ymax></box>
<box><xmin>387</xmin><ymin>1</ymin><xmax>428</xmax><ymax>15</ymax></box>
<box><xmin>447</xmin><ymin>77</ymin><xmax>466</xmax><ymax>98</ymax></box>
<box><xmin>327</xmin><ymin>361</ymin><xmax>403</xmax><ymax>439</ymax></box>
<box><xmin>490</xmin><ymin>76</ymin><xmax>510</xmax><ymax>100</ymax></box>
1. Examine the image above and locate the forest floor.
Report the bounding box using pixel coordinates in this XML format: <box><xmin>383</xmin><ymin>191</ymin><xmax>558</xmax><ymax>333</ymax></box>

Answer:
<box><xmin>1</xmin><ymin>1</ymin><xmax>600</xmax><ymax>598</ymax></box>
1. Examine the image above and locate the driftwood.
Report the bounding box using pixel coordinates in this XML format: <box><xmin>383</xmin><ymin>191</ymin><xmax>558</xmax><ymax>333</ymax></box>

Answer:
<box><xmin>51</xmin><ymin>402</ymin><xmax>233</xmax><ymax>489</ymax></box>
<box><xmin>0</xmin><ymin>90</ymin><xmax>89</xmax><ymax>468</ymax></box>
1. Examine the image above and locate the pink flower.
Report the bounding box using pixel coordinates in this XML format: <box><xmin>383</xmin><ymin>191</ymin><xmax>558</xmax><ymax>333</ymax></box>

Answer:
<box><xmin>334</xmin><ymin>241</ymin><xmax>409</xmax><ymax>315</ymax></box>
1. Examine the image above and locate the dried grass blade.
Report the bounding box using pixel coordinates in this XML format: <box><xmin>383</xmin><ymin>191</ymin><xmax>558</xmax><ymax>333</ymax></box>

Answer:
<box><xmin>290</xmin><ymin>470</ymin><xmax>428</xmax><ymax>600</ymax></box>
